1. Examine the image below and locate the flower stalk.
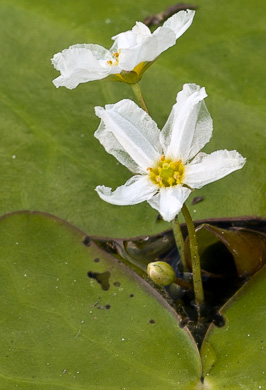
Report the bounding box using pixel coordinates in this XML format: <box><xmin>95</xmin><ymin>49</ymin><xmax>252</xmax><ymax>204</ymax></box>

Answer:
<box><xmin>181</xmin><ymin>203</ymin><xmax>204</xmax><ymax>304</ymax></box>
<box><xmin>131</xmin><ymin>82</ymin><xmax>150</xmax><ymax>114</ymax></box>
<box><xmin>171</xmin><ymin>216</ymin><xmax>188</xmax><ymax>272</ymax></box>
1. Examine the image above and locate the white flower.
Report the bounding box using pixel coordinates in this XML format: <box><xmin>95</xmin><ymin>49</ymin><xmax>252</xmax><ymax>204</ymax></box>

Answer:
<box><xmin>51</xmin><ymin>10</ymin><xmax>195</xmax><ymax>88</ymax></box>
<box><xmin>94</xmin><ymin>83</ymin><xmax>246</xmax><ymax>222</ymax></box>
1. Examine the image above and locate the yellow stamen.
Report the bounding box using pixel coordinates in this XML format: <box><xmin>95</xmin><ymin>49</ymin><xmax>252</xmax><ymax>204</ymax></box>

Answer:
<box><xmin>162</xmin><ymin>162</ymin><xmax>169</xmax><ymax>170</ymax></box>
<box><xmin>149</xmin><ymin>155</ymin><xmax>185</xmax><ymax>188</ymax></box>
<box><xmin>168</xmin><ymin>177</ymin><xmax>175</xmax><ymax>186</ymax></box>
<box><xmin>107</xmin><ymin>50</ymin><xmax>121</xmax><ymax>67</ymax></box>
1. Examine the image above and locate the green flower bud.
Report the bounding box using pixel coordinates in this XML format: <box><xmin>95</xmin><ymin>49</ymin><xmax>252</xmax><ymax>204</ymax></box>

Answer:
<box><xmin>147</xmin><ymin>261</ymin><xmax>176</xmax><ymax>286</ymax></box>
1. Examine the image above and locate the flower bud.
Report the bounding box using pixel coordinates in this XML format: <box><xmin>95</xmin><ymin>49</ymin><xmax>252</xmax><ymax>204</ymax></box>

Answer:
<box><xmin>147</xmin><ymin>261</ymin><xmax>176</xmax><ymax>286</ymax></box>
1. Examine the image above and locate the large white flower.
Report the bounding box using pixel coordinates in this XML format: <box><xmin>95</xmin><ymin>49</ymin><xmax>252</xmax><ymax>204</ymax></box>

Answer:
<box><xmin>94</xmin><ymin>83</ymin><xmax>246</xmax><ymax>222</ymax></box>
<box><xmin>51</xmin><ymin>10</ymin><xmax>195</xmax><ymax>89</ymax></box>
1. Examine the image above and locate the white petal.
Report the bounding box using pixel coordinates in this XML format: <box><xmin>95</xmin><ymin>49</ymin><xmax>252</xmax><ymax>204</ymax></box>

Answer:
<box><xmin>184</xmin><ymin>150</ymin><xmax>246</xmax><ymax>189</ymax></box>
<box><xmin>112</xmin><ymin>22</ymin><xmax>152</xmax><ymax>49</ymax></box>
<box><xmin>96</xmin><ymin>175</ymin><xmax>158</xmax><ymax>205</ymax></box>
<box><xmin>163</xmin><ymin>10</ymin><xmax>195</xmax><ymax>39</ymax></box>
<box><xmin>147</xmin><ymin>186</ymin><xmax>191</xmax><ymax>222</ymax></box>
<box><xmin>94</xmin><ymin>99</ymin><xmax>162</xmax><ymax>173</ymax></box>
<box><xmin>116</xmin><ymin>26</ymin><xmax>176</xmax><ymax>70</ymax></box>
<box><xmin>114</xmin><ymin>10</ymin><xmax>195</xmax><ymax>70</ymax></box>
<box><xmin>160</xmin><ymin>83</ymin><xmax>213</xmax><ymax>162</ymax></box>
<box><xmin>51</xmin><ymin>44</ymin><xmax>121</xmax><ymax>89</ymax></box>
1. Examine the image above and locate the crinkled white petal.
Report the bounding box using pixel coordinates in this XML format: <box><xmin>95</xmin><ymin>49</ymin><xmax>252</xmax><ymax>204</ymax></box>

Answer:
<box><xmin>111</xmin><ymin>10</ymin><xmax>195</xmax><ymax>71</ymax></box>
<box><xmin>163</xmin><ymin>10</ymin><xmax>195</xmax><ymax>39</ymax></box>
<box><xmin>116</xmin><ymin>26</ymin><xmax>176</xmax><ymax>70</ymax></box>
<box><xmin>160</xmin><ymin>83</ymin><xmax>212</xmax><ymax>162</ymax></box>
<box><xmin>96</xmin><ymin>175</ymin><xmax>158</xmax><ymax>205</ymax></box>
<box><xmin>112</xmin><ymin>22</ymin><xmax>152</xmax><ymax>49</ymax></box>
<box><xmin>51</xmin><ymin>44</ymin><xmax>122</xmax><ymax>89</ymax></box>
<box><xmin>184</xmin><ymin>150</ymin><xmax>246</xmax><ymax>189</ymax></box>
<box><xmin>147</xmin><ymin>186</ymin><xmax>191</xmax><ymax>222</ymax></box>
<box><xmin>94</xmin><ymin>99</ymin><xmax>162</xmax><ymax>174</ymax></box>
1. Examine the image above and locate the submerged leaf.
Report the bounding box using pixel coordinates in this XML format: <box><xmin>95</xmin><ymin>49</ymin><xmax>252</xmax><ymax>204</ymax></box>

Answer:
<box><xmin>185</xmin><ymin>224</ymin><xmax>266</xmax><ymax>277</ymax></box>
<box><xmin>95</xmin><ymin>218</ymin><xmax>266</xmax><ymax>346</ymax></box>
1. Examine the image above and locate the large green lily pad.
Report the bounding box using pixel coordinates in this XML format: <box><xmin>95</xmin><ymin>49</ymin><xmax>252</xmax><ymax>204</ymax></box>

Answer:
<box><xmin>1</xmin><ymin>212</ymin><xmax>266</xmax><ymax>388</ymax></box>
<box><xmin>0</xmin><ymin>211</ymin><xmax>202</xmax><ymax>389</ymax></box>
<box><xmin>1</xmin><ymin>0</ymin><xmax>265</xmax><ymax>238</ymax></box>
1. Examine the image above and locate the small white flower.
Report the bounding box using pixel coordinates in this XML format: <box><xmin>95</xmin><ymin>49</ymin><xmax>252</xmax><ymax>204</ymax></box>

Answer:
<box><xmin>94</xmin><ymin>83</ymin><xmax>246</xmax><ymax>222</ymax></box>
<box><xmin>51</xmin><ymin>10</ymin><xmax>195</xmax><ymax>88</ymax></box>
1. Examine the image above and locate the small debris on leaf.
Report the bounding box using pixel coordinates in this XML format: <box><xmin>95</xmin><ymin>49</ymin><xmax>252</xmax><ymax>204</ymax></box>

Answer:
<box><xmin>191</xmin><ymin>196</ymin><xmax>204</xmax><ymax>205</ymax></box>
<box><xmin>156</xmin><ymin>213</ymin><xmax>163</xmax><ymax>222</ymax></box>
<box><xmin>83</xmin><ymin>236</ymin><xmax>91</xmax><ymax>246</ymax></box>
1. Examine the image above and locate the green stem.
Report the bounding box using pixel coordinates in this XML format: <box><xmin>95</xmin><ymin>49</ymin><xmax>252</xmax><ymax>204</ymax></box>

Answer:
<box><xmin>181</xmin><ymin>203</ymin><xmax>204</xmax><ymax>304</ymax></box>
<box><xmin>131</xmin><ymin>82</ymin><xmax>150</xmax><ymax>114</ymax></box>
<box><xmin>171</xmin><ymin>216</ymin><xmax>188</xmax><ymax>273</ymax></box>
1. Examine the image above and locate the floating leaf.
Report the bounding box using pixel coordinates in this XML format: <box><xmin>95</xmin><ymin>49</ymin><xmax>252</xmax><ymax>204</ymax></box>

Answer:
<box><xmin>0</xmin><ymin>211</ymin><xmax>201</xmax><ymax>389</ymax></box>
<box><xmin>1</xmin><ymin>211</ymin><xmax>266</xmax><ymax>388</ymax></box>
<box><xmin>201</xmin><ymin>265</ymin><xmax>266</xmax><ymax>389</ymax></box>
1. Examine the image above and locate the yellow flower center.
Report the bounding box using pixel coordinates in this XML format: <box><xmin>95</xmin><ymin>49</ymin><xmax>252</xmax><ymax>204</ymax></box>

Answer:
<box><xmin>148</xmin><ymin>156</ymin><xmax>185</xmax><ymax>188</ymax></box>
